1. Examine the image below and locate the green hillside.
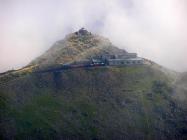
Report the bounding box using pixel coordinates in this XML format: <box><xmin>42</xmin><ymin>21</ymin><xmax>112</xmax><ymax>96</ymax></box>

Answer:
<box><xmin>1</xmin><ymin>29</ymin><xmax>187</xmax><ymax>140</ymax></box>
<box><xmin>1</xmin><ymin>65</ymin><xmax>187</xmax><ymax>140</ymax></box>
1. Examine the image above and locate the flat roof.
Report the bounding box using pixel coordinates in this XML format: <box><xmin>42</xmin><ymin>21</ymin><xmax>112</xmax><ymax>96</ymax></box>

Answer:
<box><xmin>108</xmin><ymin>57</ymin><xmax>143</xmax><ymax>61</ymax></box>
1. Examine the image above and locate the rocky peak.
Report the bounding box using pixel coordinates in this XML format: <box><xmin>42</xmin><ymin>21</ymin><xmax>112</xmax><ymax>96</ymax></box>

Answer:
<box><xmin>30</xmin><ymin>29</ymin><xmax>128</xmax><ymax>67</ymax></box>
<box><xmin>74</xmin><ymin>28</ymin><xmax>91</xmax><ymax>36</ymax></box>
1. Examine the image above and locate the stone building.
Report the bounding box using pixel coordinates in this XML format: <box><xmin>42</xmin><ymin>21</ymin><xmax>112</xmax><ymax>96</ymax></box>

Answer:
<box><xmin>75</xmin><ymin>28</ymin><xmax>91</xmax><ymax>36</ymax></box>
<box><xmin>101</xmin><ymin>53</ymin><xmax>144</xmax><ymax>66</ymax></box>
<box><xmin>116</xmin><ymin>53</ymin><xmax>137</xmax><ymax>59</ymax></box>
<box><xmin>107</xmin><ymin>57</ymin><xmax>144</xmax><ymax>66</ymax></box>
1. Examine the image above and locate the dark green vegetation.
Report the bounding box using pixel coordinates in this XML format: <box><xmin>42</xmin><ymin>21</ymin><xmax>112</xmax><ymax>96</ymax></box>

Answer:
<box><xmin>1</xmin><ymin>29</ymin><xmax>187</xmax><ymax>139</ymax></box>
<box><xmin>1</xmin><ymin>65</ymin><xmax>187</xmax><ymax>140</ymax></box>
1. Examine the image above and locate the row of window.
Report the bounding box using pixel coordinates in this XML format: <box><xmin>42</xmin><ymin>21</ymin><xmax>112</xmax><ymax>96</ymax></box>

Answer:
<box><xmin>109</xmin><ymin>60</ymin><xmax>142</xmax><ymax>65</ymax></box>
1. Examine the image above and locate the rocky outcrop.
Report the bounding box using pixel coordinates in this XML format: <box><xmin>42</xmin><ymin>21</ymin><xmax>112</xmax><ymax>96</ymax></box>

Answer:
<box><xmin>30</xmin><ymin>28</ymin><xmax>127</xmax><ymax>68</ymax></box>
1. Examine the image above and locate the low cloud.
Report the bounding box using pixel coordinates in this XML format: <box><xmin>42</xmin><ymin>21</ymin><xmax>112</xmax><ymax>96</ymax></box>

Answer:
<box><xmin>0</xmin><ymin>0</ymin><xmax>187</xmax><ymax>72</ymax></box>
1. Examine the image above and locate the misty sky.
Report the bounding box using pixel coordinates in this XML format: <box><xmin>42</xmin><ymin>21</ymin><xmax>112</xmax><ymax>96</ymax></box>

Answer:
<box><xmin>0</xmin><ymin>0</ymin><xmax>187</xmax><ymax>72</ymax></box>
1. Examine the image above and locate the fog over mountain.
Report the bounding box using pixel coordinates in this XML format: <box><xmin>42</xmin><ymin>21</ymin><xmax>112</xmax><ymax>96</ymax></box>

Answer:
<box><xmin>0</xmin><ymin>0</ymin><xmax>187</xmax><ymax>72</ymax></box>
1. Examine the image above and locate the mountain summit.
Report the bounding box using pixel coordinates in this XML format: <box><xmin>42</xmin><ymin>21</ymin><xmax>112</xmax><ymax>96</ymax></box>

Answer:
<box><xmin>30</xmin><ymin>28</ymin><xmax>128</xmax><ymax>67</ymax></box>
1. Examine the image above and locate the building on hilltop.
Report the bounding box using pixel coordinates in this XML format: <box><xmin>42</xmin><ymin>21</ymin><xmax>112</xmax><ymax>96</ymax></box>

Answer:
<box><xmin>116</xmin><ymin>53</ymin><xmax>137</xmax><ymax>59</ymax></box>
<box><xmin>90</xmin><ymin>53</ymin><xmax>144</xmax><ymax>66</ymax></box>
<box><xmin>75</xmin><ymin>28</ymin><xmax>91</xmax><ymax>36</ymax></box>
<box><xmin>107</xmin><ymin>57</ymin><xmax>144</xmax><ymax>66</ymax></box>
<box><xmin>72</xmin><ymin>28</ymin><xmax>144</xmax><ymax>66</ymax></box>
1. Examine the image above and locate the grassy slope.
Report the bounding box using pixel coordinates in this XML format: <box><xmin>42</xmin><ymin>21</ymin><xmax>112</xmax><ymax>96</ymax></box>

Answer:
<box><xmin>0</xmin><ymin>65</ymin><xmax>187</xmax><ymax>140</ymax></box>
<box><xmin>173</xmin><ymin>72</ymin><xmax>187</xmax><ymax>108</ymax></box>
